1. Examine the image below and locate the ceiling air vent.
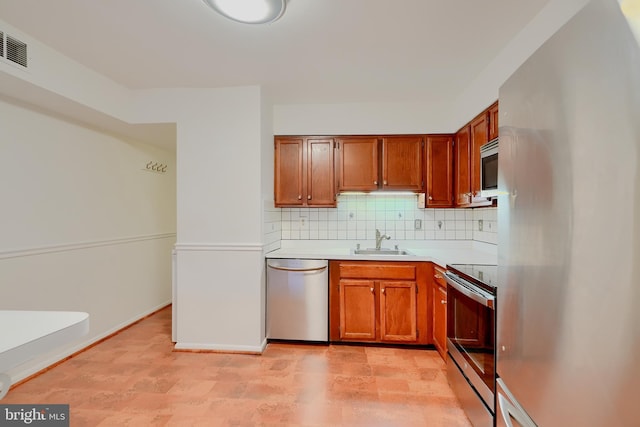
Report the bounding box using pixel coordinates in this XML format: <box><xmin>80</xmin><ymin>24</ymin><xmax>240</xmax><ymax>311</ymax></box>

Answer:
<box><xmin>1</xmin><ymin>30</ymin><xmax>28</xmax><ymax>68</ymax></box>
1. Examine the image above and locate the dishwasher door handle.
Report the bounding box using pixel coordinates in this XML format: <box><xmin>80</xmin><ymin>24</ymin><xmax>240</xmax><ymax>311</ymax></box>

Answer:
<box><xmin>267</xmin><ymin>264</ymin><xmax>328</xmax><ymax>273</ymax></box>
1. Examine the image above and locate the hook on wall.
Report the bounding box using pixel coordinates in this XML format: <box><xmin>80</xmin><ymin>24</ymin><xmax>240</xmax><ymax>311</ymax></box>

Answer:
<box><xmin>143</xmin><ymin>161</ymin><xmax>168</xmax><ymax>174</ymax></box>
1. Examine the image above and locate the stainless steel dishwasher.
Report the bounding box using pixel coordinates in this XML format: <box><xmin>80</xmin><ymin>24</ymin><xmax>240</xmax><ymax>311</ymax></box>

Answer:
<box><xmin>266</xmin><ymin>259</ymin><xmax>328</xmax><ymax>341</ymax></box>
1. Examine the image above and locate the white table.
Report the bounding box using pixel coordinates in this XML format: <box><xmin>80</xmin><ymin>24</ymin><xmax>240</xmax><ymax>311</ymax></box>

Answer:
<box><xmin>0</xmin><ymin>310</ymin><xmax>89</xmax><ymax>399</ymax></box>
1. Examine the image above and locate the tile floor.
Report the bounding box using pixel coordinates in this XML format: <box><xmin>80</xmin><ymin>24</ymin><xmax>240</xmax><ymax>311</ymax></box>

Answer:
<box><xmin>3</xmin><ymin>307</ymin><xmax>472</xmax><ymax>426</ymax></box>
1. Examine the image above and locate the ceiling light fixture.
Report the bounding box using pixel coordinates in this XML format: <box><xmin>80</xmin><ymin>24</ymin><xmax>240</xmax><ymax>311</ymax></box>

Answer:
<box><xmin>203</xmin><ymin>0</ymin><xmax>286</xmax><ymax>24</ymax></box>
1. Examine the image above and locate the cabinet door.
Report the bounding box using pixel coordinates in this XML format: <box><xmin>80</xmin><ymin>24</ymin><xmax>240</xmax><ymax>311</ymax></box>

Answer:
<box><xmin>339</xmin><ymin>279</ymin><xmax>377</xmax><ymax>341</ymax></box>
<box><xmin>382</xmin><ymin>136</ymin><xmax>424</xmax><ymax>191</ymax></box>
<box><xmin>336</xmin><ymin>137</ymin><xmax>379</xmax><ymax>191</ymax></box>
<box><xmin>379</xmin><ymin>281</ymin><xmax>417</xmax><ymax>343</ymax></box>
<box><xmin>307</xmin><ymin>138</ymin><xmax>336</xmax><ymax>207</ymax></box>
<box><xmin>432</xmin><ymin>280</ymin><xmax>447</xmax><ymax>359</ymax></box>
<box><xmin>470</xmin><ymin>113</ymin><xmax>488</xmax><ymax>203</ymax></box>
<box><xmin>488</xmin><ymin>101</ymin><xmax>499</xmax><ymax>141</ymax></box>
<box><xmin>454</xmin><ymin>126</ymin><xmax>471</xmax><ymax>206</ymax></box>
<box><xmin>274</xmin><ymin>137</ymin><xmax>304</xmax><ymax>206</ymax></box>
<box><xmin>425</xmin><ymin>135</ymin><xmax>453</xmax><ymax>207</ymax></box>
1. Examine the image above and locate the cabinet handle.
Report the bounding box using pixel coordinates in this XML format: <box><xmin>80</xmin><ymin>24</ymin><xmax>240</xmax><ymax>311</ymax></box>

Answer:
<box><xmin>298</xmin><ymin>195</ymin><xmax>302</xmax><ymax>200</ymax></box>
<box><xmin>434</xmin><ymin>274</ymin><xmax>443</xmax><ymax>279</ymax></box>
<box><xmin>374</xmin><ymin>181</ymin><xmax>378</xmax><ymax>185</ymax></box>
<box><xmin>381</xmin><ymin>288</ymin><xmax>385</xmax><ymax>294</ymax></box>
<box><xmin>307</xmin><ymin>195</ymin><xmax>311</xmax><ymax>200</ymax></box>
<box><xmin>428</xmin><ymin>196</ymin><xmax>433</xmax><ymax>200</ymax></box>
<box><xmin>383</xmin><ymin>180</ymin><xmax>387</xmax><ymax>185</ymax></box>
<box><xmin>441</xmin><ymin>300</ymin><xmax>447</xmax><ymax>304</ymax></box>
<box><xmin>370</xmin><ymin>287</ymin><xmax>374</xmax><ymax>293</ymax></box>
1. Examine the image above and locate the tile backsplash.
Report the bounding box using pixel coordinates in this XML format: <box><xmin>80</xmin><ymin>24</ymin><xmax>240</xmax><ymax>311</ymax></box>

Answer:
<box><xmin>268</xmin><ymin>194</ymin><xmax>497</xmax><ymax>245</ymax></box>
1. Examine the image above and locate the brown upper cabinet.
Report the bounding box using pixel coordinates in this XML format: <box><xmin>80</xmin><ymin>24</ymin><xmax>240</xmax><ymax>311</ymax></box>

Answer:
<box><xmin>336</xmin><ymin>135</ymin><xmax>424</xmax><ymax>192</ymax></box>
<box><xmin>454</xmin><ymin>101</ymin><xmax>497</xmax><ymax>207</ymax></box>
<box><xmin>469</xmin><ymin>112</ymin><xmax>488</xmax><ymax>203</ymax></box>
<box><xmin>454</xmin><ymin>125</ymin><xmax>472</xmax><ymax>206</ymax></box>
<box><xmin>381</xmin><ymin>136</ymin><xmax>424</xmax><ymax>191</ymax></box>
<box><xmin>425</xmin><ymin>135</ymin><xmax>454</xmax><ymax>207</ymax></box>
<box><xmin>274</xmin><ymin>136</ymin><xmax>336</xmax><ymax>207</ymax></box>
<box><xmin>488</xmin><ymin>101</ymin><xmax>499</xmax><ymax>141</ymax></box>
<box><xmin>335</xmin><ymin>136</ymin><xmax>379</xmax><ymax>192</ymax></box>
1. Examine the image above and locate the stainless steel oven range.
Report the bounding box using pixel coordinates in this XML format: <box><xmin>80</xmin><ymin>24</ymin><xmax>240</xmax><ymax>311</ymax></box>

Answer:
<box><xmin>445</xmin><ymin>264</ymin><xmax>497</xmax><ymax>427</ymax></box>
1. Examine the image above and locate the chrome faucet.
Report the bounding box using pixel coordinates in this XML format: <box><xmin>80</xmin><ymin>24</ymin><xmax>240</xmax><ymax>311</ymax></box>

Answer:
<box><xmin>375</xmin><ymin>229</ymin><xmax>391</xmax><ymax>250</ymax></box>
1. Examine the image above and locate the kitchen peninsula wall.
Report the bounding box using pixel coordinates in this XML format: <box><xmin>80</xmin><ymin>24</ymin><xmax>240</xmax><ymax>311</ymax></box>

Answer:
<box><xmin>269</xmin><ymin>194</ymin><xmax>497</xmax><ymax>245</ymax></box>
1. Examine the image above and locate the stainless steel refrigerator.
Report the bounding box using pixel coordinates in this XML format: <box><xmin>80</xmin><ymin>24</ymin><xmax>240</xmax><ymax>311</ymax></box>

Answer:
<box><xmin>496</xmin><ymin>0</ymin><xmax>640</xmax><ymax>425</ymax></box>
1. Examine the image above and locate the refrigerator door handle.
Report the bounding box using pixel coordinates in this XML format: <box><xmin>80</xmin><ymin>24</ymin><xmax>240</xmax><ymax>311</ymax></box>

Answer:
<box><xmin>497</xmin><ymin>378</ymin><xmax>537</xmax><ymax>427</ymax></box>
<box><xmin>445</xmin><ymin>273</ymin><xmax>495</xmax><ymax>309</ymax></box>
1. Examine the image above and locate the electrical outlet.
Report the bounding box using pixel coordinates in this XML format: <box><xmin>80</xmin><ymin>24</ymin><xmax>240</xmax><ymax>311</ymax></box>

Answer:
<box><xmin>414</xmin><ymin>219</ymin><xmax>422</xmax><ymax>230</ymax></box>
<box><xmin>478</xmin><ymin>219</ymin><xmax>484</xmax><ymax>231</ymax></box>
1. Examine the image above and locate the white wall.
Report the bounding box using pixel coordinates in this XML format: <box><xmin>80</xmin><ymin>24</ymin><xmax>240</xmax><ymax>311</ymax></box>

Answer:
<box><xmin>171</xmin><ymin>86</ymin><xmax>268</xmax><ymax>352</ymax></box>
<box><xmin>273</xmin><ymin>101</ymin><xmax>454</xmax><ymax>136</ymax></box>
<box><xmin>1</xmin><ymin>21</ymin><xmax>274</xmax><ymax>353</ymax></box>
<box><xmin>0</xmin><ymin>98</ymin><xmax>176</xmax><ymax>382</ymax></box>
<box><xmin>273</xmin><ymin>0</ymin><xmax>589</xmax><ymax>136</ymax></box>
<box><xmin>449</xmin><ymin>0</ymin><xmax>590</xmax><ymax>128</ymax></box>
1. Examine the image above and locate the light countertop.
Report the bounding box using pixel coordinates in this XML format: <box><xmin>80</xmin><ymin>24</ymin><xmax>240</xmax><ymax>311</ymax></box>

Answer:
<box><xmin>265</xmin><ymin>240</ymin><xmax>497</xmax><ymax>268</ymax></box>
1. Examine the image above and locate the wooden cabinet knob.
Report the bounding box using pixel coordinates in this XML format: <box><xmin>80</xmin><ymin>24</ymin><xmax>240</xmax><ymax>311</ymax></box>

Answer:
<box><xmin>428</xmin><ymin>196</ymin><xmax>433</xmax><ymax>200</ymax></box>
<box><xmin>370</xmin><ymin>287</ymin><xmax>374</xmax><ymax>293</ymax></box>
<box><xmin>307</xmin><ymin>195</ymin><xmax>311</xmax><ymax>200</ymax></box>
<box><xmin>383</xmin><ymin>180</ymin><xmax>387</xmax><ymax>185</ymax></box>
<box><xmin>374</xmin><ymin>181</ymin><xmax>378</xmax><ymax>185</ymax></box>
<box><xmin>298</xmin><ymin>195</ymin><xmax>302</xmax><ymax>200</ymax></box>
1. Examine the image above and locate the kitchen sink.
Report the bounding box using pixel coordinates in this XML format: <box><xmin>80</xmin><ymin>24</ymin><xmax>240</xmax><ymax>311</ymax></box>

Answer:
<box><xmin>353</xmin><ymin>248</ymin><xmax>413</xmax><ymax>256</ymax></box>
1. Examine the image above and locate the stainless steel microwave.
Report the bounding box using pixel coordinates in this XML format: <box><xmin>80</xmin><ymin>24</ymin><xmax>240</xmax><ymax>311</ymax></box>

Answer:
<box><xmin>480</xmin><ymin>138</ymin><xmax>499</xmax><ymax>198</ymax></box>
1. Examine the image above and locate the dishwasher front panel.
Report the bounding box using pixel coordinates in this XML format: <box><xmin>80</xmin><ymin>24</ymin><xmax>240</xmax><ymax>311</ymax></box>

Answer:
<box><xmin>266</xmin><ymin>259</ymin><xmax>329</xmax><ymax>341</ymax></box>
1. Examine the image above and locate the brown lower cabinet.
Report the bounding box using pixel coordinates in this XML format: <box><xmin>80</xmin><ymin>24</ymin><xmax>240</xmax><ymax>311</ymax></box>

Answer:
<box><xmin>329</xmin><ymin>260</ymin><xmax>430</xmax><ymax>345</ymax></box>
<box><xmin>432</xmin><ymin>264</ymin><xmax>448</xmax><ymax>359</ymax></box>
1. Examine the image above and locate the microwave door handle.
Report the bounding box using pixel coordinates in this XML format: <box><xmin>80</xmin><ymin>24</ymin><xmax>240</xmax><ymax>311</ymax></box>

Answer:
<box><xmin>445</xmin><ymin>275</ymin><xmax>495</xmax><ymax>309</ymax></box>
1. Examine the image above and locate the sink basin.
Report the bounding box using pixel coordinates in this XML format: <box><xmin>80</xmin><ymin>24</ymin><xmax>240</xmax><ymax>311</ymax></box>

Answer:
<box><xmin>353</xmin><ymin>248</ymin><xmax>413</xmax><ymax>256</ymax></box>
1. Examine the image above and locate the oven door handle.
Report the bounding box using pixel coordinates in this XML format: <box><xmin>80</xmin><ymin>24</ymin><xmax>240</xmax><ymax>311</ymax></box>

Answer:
<box><xmin>445</xmin><ymin>274</ymin><xmax>495</xmax><ymax>310</ymax></box>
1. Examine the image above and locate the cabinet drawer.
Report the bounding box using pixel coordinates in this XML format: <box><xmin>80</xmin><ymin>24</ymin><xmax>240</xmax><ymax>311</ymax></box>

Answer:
<box><xmin>433</xmin><ymin>265</ymin><xmax>447</xmax><ymax>288</ymax></box>
<box><xmin>339</xmin><ymin>263</ymin><xmax>416</xmax><ymax>280</ymax></box>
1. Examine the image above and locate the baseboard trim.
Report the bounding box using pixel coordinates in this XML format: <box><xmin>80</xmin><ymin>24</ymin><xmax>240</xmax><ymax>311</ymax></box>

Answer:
<box><xmin>173</xmin><ymin>340</ymin><xmax>267</xmax><ymax>355</ymax></box>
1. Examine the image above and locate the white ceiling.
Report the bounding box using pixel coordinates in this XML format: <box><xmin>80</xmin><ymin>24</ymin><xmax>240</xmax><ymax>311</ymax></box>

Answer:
<box><xmin>0</xmin><ymin>0</ymin><xmax>552</xmax><ymax>144</ymax></box>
